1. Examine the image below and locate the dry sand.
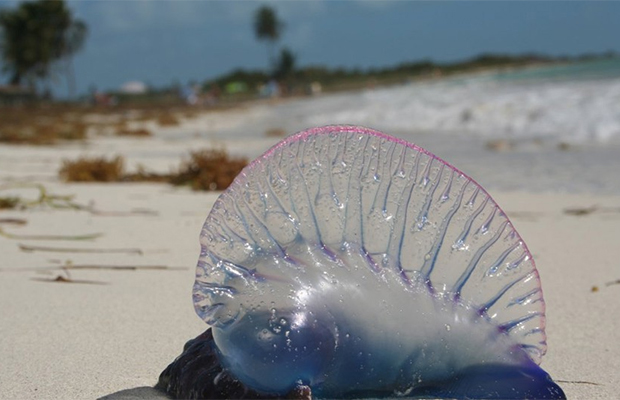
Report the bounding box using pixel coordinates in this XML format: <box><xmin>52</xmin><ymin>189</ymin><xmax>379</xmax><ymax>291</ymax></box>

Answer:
<box><xmin>1</xmin><ymin>111</ymin><xmax>619</xmax><ymax>399</ymax></box>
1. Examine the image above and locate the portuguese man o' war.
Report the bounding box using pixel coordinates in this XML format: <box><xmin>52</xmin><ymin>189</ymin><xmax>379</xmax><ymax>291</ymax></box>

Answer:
<box><xmin>158</xmin><ymin>125</ymin><xmax>566</xmax><ymax>399</ymax></box>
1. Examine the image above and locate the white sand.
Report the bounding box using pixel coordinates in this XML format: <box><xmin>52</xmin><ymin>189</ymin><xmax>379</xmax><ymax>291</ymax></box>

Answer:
<box><xmin>1</xmin><ymin>102</ymin><xmax>619</xmax><ymax>399</ymax></box>
<box><xmin>491</xmin><ymin>192</ymin><xmax>620</xmax><ymax>399</ymax></box>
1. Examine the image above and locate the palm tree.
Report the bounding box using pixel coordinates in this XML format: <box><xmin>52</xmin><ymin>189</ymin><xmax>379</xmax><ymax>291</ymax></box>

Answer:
<box><xmin>253</xmin><ymin>6</ymin><xmax>283</xmax><ymax>71</ymax></box>
<box><xmin>274</xmin><ymin>47</ymin><xmax>296</xmax><ymax>80</ymax></box>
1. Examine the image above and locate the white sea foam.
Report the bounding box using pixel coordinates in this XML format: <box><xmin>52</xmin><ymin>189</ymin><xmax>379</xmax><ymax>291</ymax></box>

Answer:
<box><xmin>303</xmin><ymin>75</ymin><xmax>620</xmax><ymax>143</ymax></box>
<box><xmin>200</xmin><ymin>70</ymin><xmax>620</xmax><ymax>144</ymax></box>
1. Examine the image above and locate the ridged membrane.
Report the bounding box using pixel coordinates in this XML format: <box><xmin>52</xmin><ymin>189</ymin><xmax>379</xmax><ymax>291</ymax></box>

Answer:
<box><xmin>193</xmin><ymin>125</ymin><xmax>547</xmax><ymax>373</ymax></box>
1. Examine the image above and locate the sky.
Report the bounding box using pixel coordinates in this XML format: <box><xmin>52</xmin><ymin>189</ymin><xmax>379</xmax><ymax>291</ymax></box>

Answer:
<box><xmin>2</xmin><ymin>0</ymin><xmax>620</xmax><ymax>97</ymax></box>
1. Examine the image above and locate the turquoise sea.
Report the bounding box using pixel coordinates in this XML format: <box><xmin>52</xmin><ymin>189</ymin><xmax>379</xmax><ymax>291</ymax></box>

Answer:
<box><xmin>492</xmin><ymin>57</ymin><xmax>620</xmax><ymax>83</ymax></box>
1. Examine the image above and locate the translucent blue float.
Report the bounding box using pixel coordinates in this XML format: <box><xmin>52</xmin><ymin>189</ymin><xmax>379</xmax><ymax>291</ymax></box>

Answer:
<box><xmin>161</xmin><ymin>125</ymin><xmax>565</xmax><ymax>399</ymax></box>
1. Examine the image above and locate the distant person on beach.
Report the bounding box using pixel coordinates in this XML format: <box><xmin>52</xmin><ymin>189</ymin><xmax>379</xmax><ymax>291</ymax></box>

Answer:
<box><xmin>179</xmin><ymin>83</ymin><xmax>200</xmax><ymax>105</ymax></box>
<box><xmin>259</xmin><ymin>79</ymin><xmax>280</xmax><ymax>98</ymax></box>
<box><xmin>89</xmin><ymin>85</ymin><xmax>114</xmax><ymax>107</ymax></box>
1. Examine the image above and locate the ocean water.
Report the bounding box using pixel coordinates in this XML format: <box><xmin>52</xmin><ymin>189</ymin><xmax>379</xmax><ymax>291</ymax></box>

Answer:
<box><xmin>202</xmin><ymin>58</ymin><xmax>620</xmax><ymax>145</ymax></box>
<box><xmin>492</xmin><ymin>58</ymin><xmax>620</xmax><ymax>83</ymax></box>
<box><xmin>299</xmin><ymin>59</ymin><xmax>620</xmax><ymax>143</ymax></box>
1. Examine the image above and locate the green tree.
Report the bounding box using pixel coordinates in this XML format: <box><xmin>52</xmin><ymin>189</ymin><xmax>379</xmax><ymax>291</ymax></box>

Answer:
<box><xmin>0</xmin><ymin>0</ymin><xmax>87</xmax><ymax>95</ymax></box>
<box><xmin>253</xmin><ymin>5</ymin><xmax>283</xmax><ymax>71</ymax></box>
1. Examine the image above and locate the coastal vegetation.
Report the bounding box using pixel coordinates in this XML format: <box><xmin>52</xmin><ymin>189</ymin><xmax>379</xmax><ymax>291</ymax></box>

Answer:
<box><xmin>0</xmin><ymin>0</ymin><xmax>87</xmax><ymax>96</ymax></box>
<box><xmin>204</xmin><ymin>52</ymin><xmax>618</xmax><ymax>99</ymax></box>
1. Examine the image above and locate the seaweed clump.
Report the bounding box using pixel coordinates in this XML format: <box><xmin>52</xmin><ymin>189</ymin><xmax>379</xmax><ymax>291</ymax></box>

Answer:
<box><xmin>170</xmin><ymin>150</ymin><xmax>248</xmax><ymax>191</ymax></box>
<box><xmin>58</xmin><ymin>150</ymin><xmax>247</xmax><ymax>191</ymax></box>
<box><xmin>0</xmin><ymin>196</ymin><xmax>20</xmax><ymax>209</ymax></box>
<box><xmin>116</xmin><ymin>127</ymin><xmax>152</xmax><ymax>137</ymax></box>
<box><xmin>0</xmin><ymin>121</ymin><xmax>87</xmax><ymax>145</ymax></box>
<box><xmin>59</xmin><ymin>156</ymin><xmax>124</xmax><ymax>182</ymax></box>
<box><xmin>156</xmin><ymin>112</ymin><xmax>180</xmax><ymax>127</ymax></box>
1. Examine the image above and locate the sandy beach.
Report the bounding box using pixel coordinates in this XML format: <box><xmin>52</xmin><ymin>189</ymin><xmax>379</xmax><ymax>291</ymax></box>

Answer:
<box><xmin>2</xmin><ymin>79</ymin><xmax>620</xmax><ymax>399</ymax></box>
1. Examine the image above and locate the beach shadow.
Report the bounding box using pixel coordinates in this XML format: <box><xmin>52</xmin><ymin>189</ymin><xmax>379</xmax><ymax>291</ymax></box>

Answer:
<box><xmin>98</xmin><ymin>386</ymin><xmax>169</xmax><ymax>400</ymax></box>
